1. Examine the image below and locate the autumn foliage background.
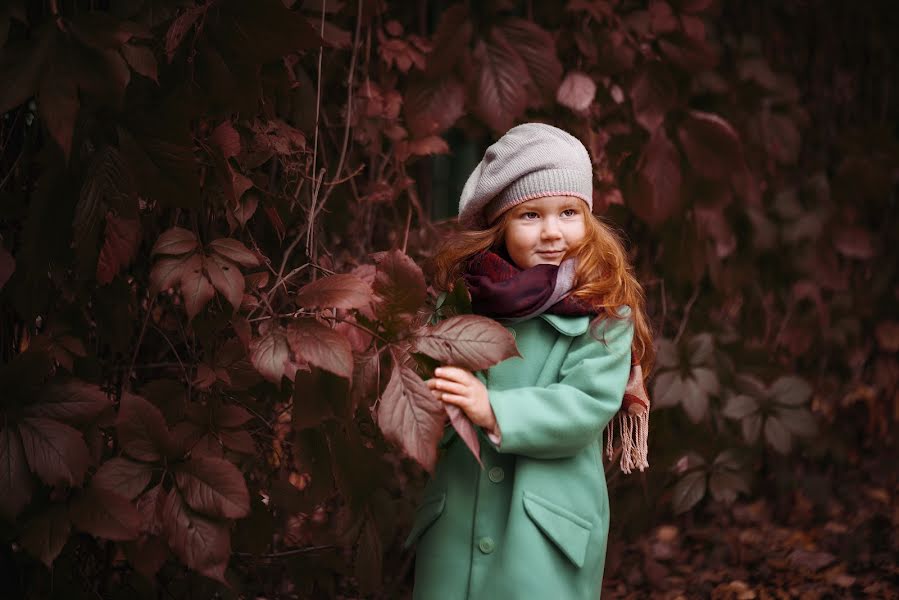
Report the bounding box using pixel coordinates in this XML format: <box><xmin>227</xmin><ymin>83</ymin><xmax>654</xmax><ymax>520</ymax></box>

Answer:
<box><xmin>0</xmin><ymin>0</ymin><xmax>897</xmax><ymax>598</ymax></box>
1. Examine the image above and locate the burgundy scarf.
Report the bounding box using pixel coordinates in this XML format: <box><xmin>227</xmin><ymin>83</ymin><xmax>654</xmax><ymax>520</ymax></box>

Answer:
<box><xmin>463</xmin><ymin>250</ymin><xmax>649</xmax><ymax>473</ymax></box>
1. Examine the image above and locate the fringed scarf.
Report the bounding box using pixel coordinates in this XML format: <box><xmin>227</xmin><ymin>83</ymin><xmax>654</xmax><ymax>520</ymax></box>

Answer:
<box><xmin>463</xmin><ymin>250</ymin><xmax>649</xmax><ymax>474</ymax></box>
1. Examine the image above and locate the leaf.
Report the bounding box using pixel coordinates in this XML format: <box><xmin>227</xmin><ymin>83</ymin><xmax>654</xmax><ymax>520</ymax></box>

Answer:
<box><xmin>69</xmin><ymin>487</ymin><xmax>141</xmax><ymax>541</ymax></box>
<box><xmin>677</xmin><ymin>110</ymin><xmax>744</xmax><ymax>181</ymax></box>
<box><xmin>250</xmin><ymin>329</ymin><xmax>294</xmax><ymax>383</ymax></box>
<box><xmin>219</xmin><ymin>430</ymin><xmax>255</xmax><ymax>454</ymax></box>
<box><xmin>24</xmin><ymin>380</ymin><xmax>112</xmax><ymax>426</ymax></box>
<box><xmin>651</xmin><ymin>370</ymin><xmax>682</xmax><ymax>409</ymax></box>
<box><xmin>174</xmin><ymin>456</ymin><xmax>250</xmax><ymax>519</ymax></box>
<box><xmin>208</xmin><ymin>237</ymin><xmax>260</xmax><ymax>267</ymax></box>
<box><xmin>0</xmin><ymin>427</ymin><xmax>34</xmax><ymax>520</ymax></box>
<box><xmin>741</xmin><ymin>414</ymin><xmax>762</xmax><ymax>444</ymax></box>
<box><xmin>722</xmin><ymin>394</ymin><xmax>759</xmax><ymax>420</ymax></box>
<box><xmin>627</xmin><ymin>128</ymin><xmax>683</xmax><ymax>227</ymax></box>
<box><xmin>38</xmin><ymin>69</ymin><xmax>79</xmax><ymax>162</ymax></box>
<box><xmin>151</xmin><ymin>226</ymin><xmax>198</xmax><ymax>256</ymax></box>
<box><xmin>161</xmin><ymin>488</ymin><xmax>231</xmax><ymax>583</ymax></box>
<box><xmin>404</xmin><ymin>74</ymin><xmax>467</xmax><ymax>138</ymax></box>
<box><xmin>91</xmin><ymin>457</ymin><xmax>153</xmax><ymax>500</ymax></box>
<box><xmin>412</xmin><ymin>315</ymin><xmax>520</xmax><ymax>371</ymax></box>
<box><xmin>708</xmin><ymin>470</ymin><xmax>749</xmax><ymax>504</ymax></box>
<box><xmin>734</xmin><ymin>373</ymin><xmax>767</xmax><ymax>398</ymax></box>
<box><xmin>354</xmin><ymin>512</ymin><xmax>383</xmax><ymax>595</ymax></box>
<box><xmin>401</xmin><ymin>135</ymin><xmax>451</xmax><ymax>158</ymax></box>
<box><xmin>763</xmin><ymin>416</ymin><xmax>792</xmax><ymax>454</ymax></box>
<box><xmin>214</xmin><ymin>405</ymin><xmax>254</xmax><ymax>428</ymax></box>
<box><xmin>294</xmin><ymin>273</ymin><xmax>373</xmax><ymax>310</ymax></box>
<box><xmin>19</xmin><ymin>505</ymin><xmax>71</xmax><ymax>568</ymax></box>
<box><xmin>372</xmin><ymin>249</ymin><xmax>427</xmax><ymax>318</ymax></box>
<box><xmin>121</xmin><ymin>43</ymin><xmax>158</xmax><ymax>82</ymax></box>
<box><xmin>691</xmin><ymin>367</ymin><xmax>719</xmax><ymax>395</ymax></box>
<box><xmin>424</xmin><ymin>4</ymin><xmax>472</xmax><ymax>77</ymax></box>
<box><xmin>209</xmin><ymin>121</ymin><xmax>241</xmax><ymax>159</ymax></box>
<box><xmin>165</xmin><ymin>6</ymin><xmax>203</xmax><ymax>62</ymax></box>
<box><xmin>376</xmin><ymin>364</ymin><xmax>445</xmax><ymax>472</ymax></box>
<box><xmin>497</xmin><ymin>18</ymin><xmax>562</xmax><ymax>103</ymax></box>
<box><xmin>125</xmin><ymin>534</ymin><xmax>170</xmax><ymax>578</ymax></box>
<box><xmin>0</xmin><ymin>24</ymin><xmax>54</xmax><ymax>115</ymax></box>
<box><xmin>445</xmin><ymin>404</ymin><xmax>482</xmax><ymax>467</ymax></box>
<box><xmin>149</xmin><ymin>255</ymin><xmax>190</xmax><ymax>295</ymax></box>
<box><xmin>680</xmin><ymin>377</ymin><xmax>709</xmax><ymax>423</ymax></box>
<box><xmin>833</xmin><ymin>226</ymin><xmax>876</xmax><ymax>259</ymax></box>
<box><xmin>0</xmin><ymin>246</ymin><xmax>15</xmax><ymax>291</ymax></box>
<box><xmin>687</xmin><ymin>333</ymin><xmax>715</xmax><ymax>366</ymax></box>
<box><xmin>116</xmin><ymin>392</ymin><xmax>174</xmax><ymax>462</ymax></box>
<box><xmin>766</xmin><ymin>112</ymin><xmax>801</xmax><ymax>165</ymax></box>
<box><xmin>179</xmin><ymin>257</ymin><xmax>215</xmax><ymax>320</ymax></box>
<box><xmin>655</xmin><ymin>338</ymin><xmax>678</xmax><ymax>369</ymax></box>
<box><xmin>18</xmin><ymin>417</ymin><xmax>91</xmax><ymax>487</ymax></box>
<box><xmin>630</xmin><ymin>61</ymin><xmax>678</xmax><ymax>133</ymax></box>
<box><xmin>286</xmin><ymin>319</ymin><xmax>354</xmax><ymax>380</ymax></box>
<box><xmin>775</xmin><ymin>407</ymin><xmax>818</xmax><ymax>437</ymax></box>
<box><xmin>769</xmin><ymin>375</ymin><xmax>812</xmax><ymax>406</ymax></box>
<box><xmin>671</xmin><ymin>470</ymin><xmax>706</xmax><ymax>514</ymax></box>
<box><xmin>471</xmin><ymin>29</ymin><xmax>530</xmax><ymax>132</ymax></box>
<box><xmin>96</xmin><ymin>213</ymin><xmax>141</xmax><ymax>284</ymax></box>
<box><xmin>292</xmin><ymin>368</ymin><xmax>351</xmax><ymax>430</ymax></box>
<box><xmin>204</xmin><ymin>254</ymin><xmax>245</xmax><ymax>312</ymax></box>
<box><xmin>556</xmin><ymin>71</ymin><xmax>596</xmax><ymax>114</ymax></box>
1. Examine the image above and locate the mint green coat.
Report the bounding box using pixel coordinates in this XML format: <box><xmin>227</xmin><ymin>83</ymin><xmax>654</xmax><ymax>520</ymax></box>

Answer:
<box><xmin>404</xmin><ymin>309</ymin><xmax>634</xmax><ymax>600</ymax></box>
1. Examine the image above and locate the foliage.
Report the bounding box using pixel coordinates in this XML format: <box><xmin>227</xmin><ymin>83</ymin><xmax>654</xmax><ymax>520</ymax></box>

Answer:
<box><xmin>0</xmin><ymin>0</ymin><xmax>896</xmax><ymax>597</ymax></box>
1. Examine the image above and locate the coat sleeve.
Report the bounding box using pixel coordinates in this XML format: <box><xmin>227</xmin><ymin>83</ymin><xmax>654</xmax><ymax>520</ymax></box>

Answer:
<box><xmin>486</xmin><ymin>311</ymin><xmax>634</xmax><ymax>459</ymax></box>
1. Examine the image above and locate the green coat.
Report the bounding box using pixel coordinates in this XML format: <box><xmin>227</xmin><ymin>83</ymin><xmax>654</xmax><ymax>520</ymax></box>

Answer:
<box><xmin>404</xmin><ymin>309</ymin><xmax>634</xmax><ymax>600</ymax></box>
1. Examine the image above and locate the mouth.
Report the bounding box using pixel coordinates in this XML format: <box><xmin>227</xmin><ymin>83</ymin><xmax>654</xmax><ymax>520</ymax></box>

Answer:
<box><xmin>537</xmin><ymin>250</ymin><xmax>565</xmax><ymax>256</ymax></box>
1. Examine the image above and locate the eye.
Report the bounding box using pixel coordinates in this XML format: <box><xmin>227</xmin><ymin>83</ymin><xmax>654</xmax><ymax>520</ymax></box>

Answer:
<box><xmin>561</xmin><ymin>208</ymin><xmax>578</xmax><ymax>217</ymax></box>
<box><xmin>520</xmin><ymin>211</ymin><xmax>539</xmax><ymax>220</ymax></box>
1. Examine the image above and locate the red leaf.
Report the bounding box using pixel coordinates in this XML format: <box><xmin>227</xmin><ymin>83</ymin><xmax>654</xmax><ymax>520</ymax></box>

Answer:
<box><xmin>0</xmin><ymin>246</ymin><xmax>15</xmax><ymax>291</ymax></box>
<box><xmin>204</xmin><ymin>254</ymin><xmax>245</xmax><ymax>312</ymax></box>
<box><xmin>250</xmin><ymin>329</ymin><xmax>295</xmax><ymax>383</ymax></box>
<box><xmin>677</xmin><ymin>110</ymin><xmax>744</xmax><ymax>180</ymax></box>
<box><xmin>210</xmin><ymin>121</ymin><xmax>241</xmax><ymax>159</ymax></box>
<box><xmin>165</xmin><ymin>6</ymin><xmax>204</xmax><ymax>62</ymax></box>
<box><xmin>355</xmin><ymin>512</ymin><xmax>383</xmax><ymax>594</ymax></box>
<box><xmin>471</xmin><ymin>30</ymin><xmax>529</xmax><ymax>132</ymax></box>
<box><xmin>214</xmin><ymin>405</ymin><xmax>254</xmax><ymax>428</ymax></box>
<box><xmin>412</xmin><ymin>315</ymin><xmax>520</xmax><ymax>371</ymax></box>
<box><xmin>630</xmin><ymin>61</ymin><xmax>678</xmax><ymax>133</ymax></box>
<box><xmin>116</xmin><ymin>392</ymin><xmax>175</xmax><ymax>462</ymax></box>
<box><xmin>219</xmin><ymin>430</ymin><xmax>255</xmax><ymax>455</ymax></box>
<box><xmin>294</xmin><ymin>273</ymin><xmax>373</xmax><ymax>310</ymax></box>
<box><xmin>208</xmin><ymin>237</ymin><xmax>260</xmax><ymax>267</ymax></box>
<box><xmin>292</xmin><ymin>368</ymin><xmax>351</xmax><ymax>430</ymax></box>
<box><xmin>627</xmin><ymin>129</ymin><xmax>683</xmax><ymax>226</ymax></box>
<box><xmin>556</xmin><ymin>71</ymin><xmax>596</xmax><ymax>114</ymax></box>
<box><xmin>0</xmin><ymin>427</ymin><xmax>34</xmax><ymax>520</ymax></box>
<box><xmin>70</xmin><ymin>487</ymin><xmax>141</xmax><ymax>541</ymax></box>
<box><xmin>121</xmin><ymin>43</ymin><xmax>158</xmax><ymax>82</ymax></box>
<box><xmin>424</xmin><ymin>4</ymin><xmax>472</xmax><ymax>77</ymax></box>
<box><xmin>96</xmin><ymin>213</ymin><xmax>141</xmax><ymax>284</ymax></box>
<box><xmin>24</xmin><ymin>380</ymin><xmax>112</xmax><ymax>426</ymax></box>
<box><xmin>286</xmin><ymin>319</ymin><xmax>354</xmax><ymax>380</ymax></box>
<box><xmin>658</xmin><ymin>32</ymin><xmax>718</xmax><ymax>72</ymax></box>
<box><xmin>149</xmin><ymin>254</ymin><xmax>191</xmax><ymax>295</ymax></box>
<box><xmin>179</xmin><ymin>258</ymin><xmax>215</xmax><ymax>320</ymax></box>
<box><xmin>151</xmin><ymin>226</ymin><xmax>199</xmax><ymax>256</ymax></box>
<box><xmin>496</xmin><ymin>18</ymin><xmax>562</xmax><ymax>103</ymax></box>
<box><xmin>833</xmin><ymin>226</ymin><xmax>876</xmax><ymax>259</ymax></box>
<box><xmin>404</xmin><ymin>75</ymin><xmax>467</xmax><ymax>138</ymax></box>
<box><xmin>136</xmin><ymin>484</ymin><xmax>166</xmax><ymax>535</ymax></box>
<box><xmin>18</xmin><ymin>417</ymin><xmax>90</xmax><ymax>487</ymax></box>
<box><xmin>38</xmin><ymin>69</ymin><xmax>79</xmax><ymax>162</ymax></box>
<box><xmin>372</xmin><ymin>249</ymin><xmax>427</xmax><ymax>317</ymax></box>
<box><xmin>0</xmin><ymin>26</ymin><xmax>54</xmax><ymax>115</ymax></box>
<box><xmin>766</xmin><ymin>113</ymin><xmax>801</xmax><ymax>165</ymax></box>
<box><xmin>161</xmin><ymin>488</ymin><xmax>231</xmax><ymax>583</ymax></box>
<box><xmin>91</xmin><ymin>457</ymin><xmax>153</xmax><ymax>500</ymax></box>
<box><xmin>19</xmin><ymin>505</ymin><xmax>71</xmax><ymax>568</ymax></box>
<box><xmin>125</xmin><ymin>534</ymin><xmax>170</xmax><ymax>578</ymax></box>
<box><xmin>174</xmin><ymin>456</ymin><xmax>250</xmax><ymax>519</ymax></box>
<box><xmin>445</xmin><ymin>404</ymin><xmax>482</xmax><ymax>468</ymax></box>
<box><xmin>399</xmin><ymin>135</ymin><xmax>450</xmax><ymax>160</ymax></box>
<box><xmin>376</xmin><ymin>364</ymin><xmax>445</xmax><ymax>472</ymax></box>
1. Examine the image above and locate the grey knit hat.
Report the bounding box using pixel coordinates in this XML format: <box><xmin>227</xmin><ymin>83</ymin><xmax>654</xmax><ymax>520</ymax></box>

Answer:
<box><xmin>457</xmin><ymin>122</ymin><xmax>593</xmax><ymax>229</ymax></box>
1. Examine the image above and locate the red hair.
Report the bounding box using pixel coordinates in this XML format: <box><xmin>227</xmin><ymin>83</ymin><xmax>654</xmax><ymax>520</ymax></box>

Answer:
<box><xmin>430</xmin><ymin>203</ymin><xmax>655</xmax><ymax>376</ymax></box>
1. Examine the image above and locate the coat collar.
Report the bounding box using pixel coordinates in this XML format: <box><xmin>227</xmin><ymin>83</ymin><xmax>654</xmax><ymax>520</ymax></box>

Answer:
<box><xmin>539</xmin><ymin>313</ymin><xmax>591</xmax><ymax>336</ymax></box>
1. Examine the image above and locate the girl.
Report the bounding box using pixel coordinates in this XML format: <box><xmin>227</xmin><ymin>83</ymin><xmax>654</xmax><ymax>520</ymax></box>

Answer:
<box><xmin>405</xmin><ymin>123</ymin><xmax>654</xmax><ymax>599</ymax></box>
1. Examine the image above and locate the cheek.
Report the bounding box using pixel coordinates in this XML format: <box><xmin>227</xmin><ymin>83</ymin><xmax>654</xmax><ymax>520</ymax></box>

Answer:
<box><xmin>564</xmin><ymin>220</ymin><xmax>587</xmax><ymax>244</ymax></box>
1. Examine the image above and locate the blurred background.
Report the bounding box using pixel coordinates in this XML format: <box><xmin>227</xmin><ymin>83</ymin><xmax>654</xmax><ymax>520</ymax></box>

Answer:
<box><xmin>0</xmin><ymin>0</ymin><xmax>896</xmax><ymax>598</ymax></box>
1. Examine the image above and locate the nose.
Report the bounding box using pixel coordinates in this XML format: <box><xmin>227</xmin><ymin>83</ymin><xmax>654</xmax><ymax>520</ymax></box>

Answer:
<box><xmin>541</xmin><ymin>217</ymin><xmax>562</xmax><ymax>240</ymax></box>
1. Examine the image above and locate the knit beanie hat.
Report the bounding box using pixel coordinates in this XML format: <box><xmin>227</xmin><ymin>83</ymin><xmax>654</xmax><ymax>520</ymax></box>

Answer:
<box><xmin>457</xmin><ymin>122</ymin><xmax>594</xmax><ymax>229</ymax></box>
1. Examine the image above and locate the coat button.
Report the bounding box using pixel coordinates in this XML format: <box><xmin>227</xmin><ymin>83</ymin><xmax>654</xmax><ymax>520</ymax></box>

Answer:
<box><xmin>478</xmin><ymin>536</ymin><xmax>495</xmax><ymax>554</ymax></box>
<box><xmin>488</xmin><ymin>466</ymin><xmax>505</xmax><ymax>483</ymax></box>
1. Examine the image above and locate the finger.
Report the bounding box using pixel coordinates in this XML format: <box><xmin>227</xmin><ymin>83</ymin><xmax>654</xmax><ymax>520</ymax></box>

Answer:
<box><xmin>430</xmin><ymin>378</ymin><xmax>469</xmax><ymax>396</ymax></box>
<box><xmin>438</xmin><ymin>393</ymin><xmax>471</xmax><ymax>408</ymax></box>
<box><xmin>434</xmin><ymin>366</ymin><xmax>474</xmax><ymax>383</ymax></box>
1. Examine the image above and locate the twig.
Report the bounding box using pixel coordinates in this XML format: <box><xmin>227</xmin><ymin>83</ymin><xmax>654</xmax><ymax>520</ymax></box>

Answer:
<box><xmin>674</xmin><ymin>284</ymin><xmax>700</xmax><ymax>344</ymax></box>
<box><xmin>127</xmin><ymin>296</ymin><xmax>156</xmax><ymax>385</ymax></box>
<box><xmin>233</xmin><ymin>545</ymin><xmax>334</xmax><ymax>560</ymax></box>
<box><xmin>305</xmin><ymin>3</ymin><xmax>327</xmax><ymax>259</ymax></box>
<box><xmin>150</xmin><ymin>323</ymin><xmax>190</xmax><ymax>386</ymax></box>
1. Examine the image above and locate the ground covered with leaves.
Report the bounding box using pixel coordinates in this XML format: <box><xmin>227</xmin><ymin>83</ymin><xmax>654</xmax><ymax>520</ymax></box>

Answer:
<box><xmin>603</xmin><ymin>450</ymin><xmax>898</xmax><ymax>599</ymax></box>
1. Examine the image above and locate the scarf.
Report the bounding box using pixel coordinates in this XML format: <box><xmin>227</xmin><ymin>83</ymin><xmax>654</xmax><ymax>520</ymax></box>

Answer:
<box><xmin>463</xmin><ymin>250</ymin><xmax>649</xmax><ymax>474</ymax></box>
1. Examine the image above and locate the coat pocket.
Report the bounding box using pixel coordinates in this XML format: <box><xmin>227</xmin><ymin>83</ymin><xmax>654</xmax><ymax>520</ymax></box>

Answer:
<box><xmin>402</xmin><ymin>492</ymin><xmax>446</xmax><ymax>549</ymax></box>
<box><xmin>522</xmin><ymin>490</ymin><xmax>593</xmax><ymax>568</ymax></box>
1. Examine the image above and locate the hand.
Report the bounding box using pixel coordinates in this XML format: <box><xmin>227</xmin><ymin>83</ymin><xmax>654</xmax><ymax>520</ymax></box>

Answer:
<box><xmin>426</xmin><ymin>366</ymin><xmax>499</xmax><ymax>434</ymax></box>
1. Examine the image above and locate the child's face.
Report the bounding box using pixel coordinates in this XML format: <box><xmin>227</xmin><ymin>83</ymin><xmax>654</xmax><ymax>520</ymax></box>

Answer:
<box><xmin>502</xmin><ymin>196</ymin><xmax>587</xmax><ymax>269</ymax></box>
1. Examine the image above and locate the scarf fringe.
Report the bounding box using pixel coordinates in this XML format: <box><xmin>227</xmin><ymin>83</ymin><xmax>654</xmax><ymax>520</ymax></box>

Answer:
<box><xmin>605</xmin><ymin>409</ymin><xmax>649</xmax><ymax>474</ymax></box>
